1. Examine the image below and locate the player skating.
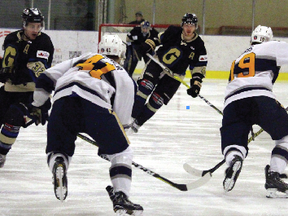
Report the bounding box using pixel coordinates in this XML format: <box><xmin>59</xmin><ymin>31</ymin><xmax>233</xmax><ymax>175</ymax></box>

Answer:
<box><xmin>222</xmin><ymin>25</ymin><xmax>288</xmax><ymax>198</ymax></box>
<box><xmin>123</xmin><ymin>20</ymin><xmax>159</xmax><ymax>77</ymax></box>
<box><xmin>0</xmin><ymin>8</ymin><xmax>54</xmax><ymax>167</ymax></box>
<box><xmin>31</xmin><ymin>35</ymin><xmax>143</xmax><ymax>215</ymax></box>
<box><xmin>130</xmin><ymin>13</ymin><xmax>208</xmax><ymax>133</ymax></box>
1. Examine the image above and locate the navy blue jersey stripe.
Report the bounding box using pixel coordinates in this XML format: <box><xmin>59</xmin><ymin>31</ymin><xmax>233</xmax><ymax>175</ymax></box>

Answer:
<box><xmin>55</xmin><ymin>82</ymin><xmax>105</xmax><ymax>100</ymax></box>
<box><xmin>225</xmin><ymin>86</ymin><xmax>271</xmax><ymax>101</ymax></box>
<box><xmin>110</xmin><ymin>165</ymin><xmax>132</xmax><ymax>178</ymax></box>
<box><xmin>272</xmin><ymin>147</ymin><xmax>288</xmax><ymax>161</ymax></box>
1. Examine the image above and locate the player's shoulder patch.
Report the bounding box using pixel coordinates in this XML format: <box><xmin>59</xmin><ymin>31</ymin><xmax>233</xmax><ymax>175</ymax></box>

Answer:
<box><xmin>37</xmin><ymin>50</ymin><xmax>50</xmax><ymax>60</ymax></box>
<box><xmin>199</xmin><ymin>54</ymin><xmax>208</xmax><ymax>62</ymax></box>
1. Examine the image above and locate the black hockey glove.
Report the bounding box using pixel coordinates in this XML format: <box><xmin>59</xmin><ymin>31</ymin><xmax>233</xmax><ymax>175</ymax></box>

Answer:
<box><xmin>0</xmin><ymin>67</ymin><xmax>14</xmax><ymax>83</ymax></box>
<box><xmin>28</xmin><ymin>99</ymin><xmax>51</xmax><ymax>125</ymax></box>
<box><xmin>187</xmin><ymin>74</ymin><xmax>204</xmax><ymax>98</ymax></box>
<box><xmin>139</xmin><ymin>39</ymin><xmax>156</xmax><ymax>56</ymax></box>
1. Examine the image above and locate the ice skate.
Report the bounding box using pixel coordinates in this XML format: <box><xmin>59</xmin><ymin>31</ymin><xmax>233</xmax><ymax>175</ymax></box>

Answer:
<box><xmin>52</xmin><ymin>157</ymin><xmax>68</xmax><ymax>201</ymax></box>
<box><xmin>265</xmin><ymin>165</ymin><xmax>288</xmax><ymax>198</ymax></box>
<box><xmin>130</xmin><ymin>120</ymin><xmax>141</xmax><ymax>133</ymax></box>
<box><xmin>0</xmin><ymin>154</ymin><xmax>6</xmax><ymax>168</ymax></box>
<box><xmin>106</xmin><ymin>185</ymin><xmax>143</xmax><ymax>215</ymax></box>
<box><xmin>223</xmin><ymin>155</ymin><xmax>243</xmax><ymax>192</ymax></box>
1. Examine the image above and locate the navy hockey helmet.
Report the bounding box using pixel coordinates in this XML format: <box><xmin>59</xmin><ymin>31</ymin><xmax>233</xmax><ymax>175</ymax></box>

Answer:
<box><xmin>140</xmin><ymin>21</ymin><xmax>151</xmax><ymax>29</ymax></box>
<box><xmin>22</xmin><ymin>8</ymin><xmax>44</xmax><ymax>26</ymax></box>
<box><xmin>182</xmin><ymin>13</ymin><xmax>198</xmax><ymax>29</ymax></box>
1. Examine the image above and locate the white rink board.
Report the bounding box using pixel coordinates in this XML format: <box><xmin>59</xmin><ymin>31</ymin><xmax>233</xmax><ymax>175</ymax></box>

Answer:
<box><xmin>1</xmin><ymin>28</ymin><xmax>288</xmax><ymax>73</ymax></box>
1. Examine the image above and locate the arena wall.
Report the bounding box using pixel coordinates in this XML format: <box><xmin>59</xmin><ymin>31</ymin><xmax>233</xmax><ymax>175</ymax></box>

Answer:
<box><xmin>1</xmin><ymin>28</ymin><xmax>288</xmax><ymax>80</ymax></box>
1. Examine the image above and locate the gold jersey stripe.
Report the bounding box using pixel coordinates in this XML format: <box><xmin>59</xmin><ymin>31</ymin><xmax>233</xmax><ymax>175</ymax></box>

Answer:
<box><xmin>76</xmin><ymin>54</ymin><xmax>116</xmax><ymax>79</ymax></box>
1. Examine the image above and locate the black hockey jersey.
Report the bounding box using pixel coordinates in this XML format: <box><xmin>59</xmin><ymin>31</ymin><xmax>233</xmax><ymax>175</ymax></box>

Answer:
<box><xmin>2</xmin><ymin>30</ymin><xmax>54</xmax><ymax>85</ymax></box>
<box><xmin>157</xmin><ymin>25</ymin><xmax>207</xmax><ymax>75</ymax></box>
<box><xmin>127</xmin><ymin>26</ymin><xmax>159</xmax><ymax>45</ymax></box>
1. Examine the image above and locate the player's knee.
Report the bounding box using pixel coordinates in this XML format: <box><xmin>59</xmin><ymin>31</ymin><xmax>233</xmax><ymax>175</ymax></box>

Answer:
<box><xmin>273</xmin><ymin>135</ymin><xmax>288</xmax><ymax>158</ymax></box>
<box><xmin>148</xmin><ymin>92</ymin><xmax>164</xmax><ymax>111</ymax></box>
<box><xmin>0</xmin><ymin>104</ymin><xmax>28</xmax><ymax>146</ymax></box>
<box><xmin>4</xmin><ymin>104</ymin><xmax>28</xmax><ymax>126</ymax></box>
<box><xmin>108</xmin><ymin>146</ymin><xmax>133</xmax><ymax>165</ymax></box>
<box><xmin>275</xmin><ymin>135</ymin><xmax>288</xmax><ymax>147</ymax></box>
<box><xmin>137</xmin><ymin>79</ymin><xmax>154</xmax><ymax>97</ymax></box>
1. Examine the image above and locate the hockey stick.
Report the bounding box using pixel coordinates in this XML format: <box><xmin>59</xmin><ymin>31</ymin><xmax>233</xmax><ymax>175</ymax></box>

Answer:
<box><xmin>183</xmin><ymin>127</ymin><xmax>264</xmax><ymax>177</ymax></box>
<box><xmin>77</xmin><ymin>133</ymin><xmax>211</xmax><ymax>191</ymax></box>
<box><xmin>146</xmin><ymin>53</ymin><xmax>223</xmax><ymax>115</ymax></box>
<box><xmin>184</xmin><ymin>106</ymin><xmax>288</xmax><ymax>177</ymax></box>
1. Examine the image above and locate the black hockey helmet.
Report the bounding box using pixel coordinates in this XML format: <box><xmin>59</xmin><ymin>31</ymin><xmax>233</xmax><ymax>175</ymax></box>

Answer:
<box><xmin>182</xmin><ymin>13</ymin><xmax>198</xmax><ymax>29</ymax></box>
<box><xmin>22</xmin><ymin>8</ymin><xmax>44</xmax><ymax>26</ymax></box>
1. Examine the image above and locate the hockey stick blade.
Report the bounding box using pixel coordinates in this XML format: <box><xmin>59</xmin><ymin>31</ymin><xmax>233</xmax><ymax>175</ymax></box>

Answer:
<box><xmin>183</xmin><ymin>127</ymin><xmax>264</xmax><ymax>178</ymax></box>
<box><xmin>183</xmin><ymin>159</ymin><xmax>225</xmax><ymax>177</ymax></box>
<box><xmin>77</xmin><ymin>133</ymin><xmax>208</xmax><ymax>191</ymax></box>
<box><xmin>183</xmin><ymin>107</ymin><xmax>288</xmax><ymax>178</ymax></box>
<box><xmin>131</xmin><ymin>160</ymin><xmax>211</xmax><ymax>191</ymax></box>
<box><xmin>183</xmin><ymin>162</ymin><xmax>203</xmax><ymax>177</ymax></box>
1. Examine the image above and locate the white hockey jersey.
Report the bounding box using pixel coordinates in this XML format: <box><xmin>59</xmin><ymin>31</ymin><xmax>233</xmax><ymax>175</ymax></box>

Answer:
<box><xmin>32</xmin><ymin>52</ymin><xmax>135</xmax><ymax>127</ymax></box>
<box><xmin>224</xmin><ymin>41</ymin><xmax>288</xmax><ymax>108</ymax></box>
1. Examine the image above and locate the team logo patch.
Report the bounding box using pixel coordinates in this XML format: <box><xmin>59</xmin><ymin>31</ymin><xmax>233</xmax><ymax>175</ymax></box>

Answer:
<box><xmin>37</xmin><ymin>50</ymin><xmax>50</xmax><ymax>60</ymax></box>
<box><xmin>199</xmin><ymin>55</ymin><xmax>208</xmax><ymax>61</ymax></box>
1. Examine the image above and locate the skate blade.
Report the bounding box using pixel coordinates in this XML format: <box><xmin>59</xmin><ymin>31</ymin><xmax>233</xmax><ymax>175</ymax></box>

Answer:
<box><xmin>132</xmin><ymin>210</ymin><xmax>143</xmax><ymax>216</ymax></box>
<box><xmin>115</xmin><ymin>209</ymin><xmax>127</xmax><ymax>216</ymax></box>
<box><xmin>223</xmin><ymin>161</ymin><xmax>242</xmax><ymax>192</ymax></box>
<box><xmin>55</xmin><ymin>166</ymin><xmax>66</xmax><ymax>202</ymax></box>
<box><xmin>115</xmin><ymin>209</ymin><xmax>143</xmax><ymax>216</ymax></box>
<box><xmin>266</xmin><ymin>188</ymin><xmax>288</xmax><ymax>198</ymax></box>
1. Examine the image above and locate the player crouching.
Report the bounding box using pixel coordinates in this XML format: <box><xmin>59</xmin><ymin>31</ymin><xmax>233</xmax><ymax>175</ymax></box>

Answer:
<box><xmin>31</xmin><ymin>34</ymin><xmax>143</xmax><ymax>215</ymax></box>
<box><xmin>222</xmin><ymin>25</ymin><xmax>288</xmax><ymax>198</ymax></box>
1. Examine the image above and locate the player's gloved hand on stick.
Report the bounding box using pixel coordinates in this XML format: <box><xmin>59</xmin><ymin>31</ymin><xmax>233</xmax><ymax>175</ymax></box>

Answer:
<box><xmin>140</xmin><ymin>39</ymin><xmax>156</xmax><ymax>56</ymax></box>
<box><xmin>28</xmin><ymin>98</ymin><xmax>51</xmax><ymax>125</ymax></box>
<box><xmin>187</xmin><ymin>73</ymin><xmax>204</xmax><ymax>98</ymax></box>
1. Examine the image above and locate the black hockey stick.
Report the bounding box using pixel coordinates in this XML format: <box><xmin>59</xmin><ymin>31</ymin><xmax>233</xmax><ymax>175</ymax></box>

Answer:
<box><xmin>77</xmin><ymin>133</ymin><xmax>211</xmax><ymax>191</ymax></box>
<box><xmin>183</xmin><ymin>127</ymin><xmax>264</xmax><ymax>177</ymax></box>
<box><xmin>184</xmin><ymin>106</ymin><xmax>288</xmax><ymax>177</ymax></box>
<box><xmin>146</xmin><ymin>53</ymin><xmax>223</xmax><ymax>116</ymax></box>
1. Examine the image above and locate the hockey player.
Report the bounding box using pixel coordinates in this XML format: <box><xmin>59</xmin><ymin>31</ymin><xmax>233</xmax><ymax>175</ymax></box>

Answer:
<box><xmin>0</xmin><ymin>8</ymin><xmax>54</xmax><ymax>167</ymax></box>
<box><xmin>124</xmin><ymin>20</ymin><xmax>159</xmax><ymax>77</ymax></box>
<box><xmin>30</xmin><ymin>35</ymin><xmax>143</xmax><ymax>215</ymax></box>
<box><xmin>222</xmin><ymin>25</ymin><xmax>288</xmax><ymax>198</ymax></box>
<box><xmin>130</xmin><ymin>13</ymin><xmax>208</xmax><ymax>132</ymax></box>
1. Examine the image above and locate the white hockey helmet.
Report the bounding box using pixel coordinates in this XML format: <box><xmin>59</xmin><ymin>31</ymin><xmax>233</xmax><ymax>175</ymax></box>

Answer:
<box><xmin>98</xmin><ymin>34</ymin><xmax>126</xmax><ymax>58</ymax></box>
<box><xmin>250</xmin><ymin>25</ymin><xmax>273</xmax><ymax>45</ymax></box>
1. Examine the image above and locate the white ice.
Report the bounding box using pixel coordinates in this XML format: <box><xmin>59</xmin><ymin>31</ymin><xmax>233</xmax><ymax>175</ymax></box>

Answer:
<box><xmin>1</xmin><ymin>78</ymin><xmax>288</xmax><ymax>216</ymax></box>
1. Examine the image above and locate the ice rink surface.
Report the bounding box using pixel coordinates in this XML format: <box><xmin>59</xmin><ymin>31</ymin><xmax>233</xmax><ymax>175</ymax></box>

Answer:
<box><xmin>1</xmin><ymin>78</ymin><xmax>288</xmax><ymax>216</ymax></box>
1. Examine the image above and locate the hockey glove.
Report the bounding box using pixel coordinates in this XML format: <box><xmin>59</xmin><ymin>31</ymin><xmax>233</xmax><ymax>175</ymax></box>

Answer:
<box><xmin>140</xmin><ymin>39</ymin><xmax>156</xmax><ymax>56</ymax></box>
<box><xmin>187</xmin><ymin>73</ymin><xmax>204</xmax><ymax>98</ymax></box>
<box><xmin>0</xmin><ymin>67</ymin><xmax>14</xmax><ymax>83</ymax></box>
<box><xmin>28</xmin><ymin>99</ymin><xmax>51</xmax><ymax>125</ymax></box>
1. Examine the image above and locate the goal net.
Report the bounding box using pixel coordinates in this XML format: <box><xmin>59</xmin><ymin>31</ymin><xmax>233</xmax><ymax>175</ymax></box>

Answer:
<box><xmin>98</xmin><ymin>23</ymin><xmax>170</xmax><ymax>44</ymax></box>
